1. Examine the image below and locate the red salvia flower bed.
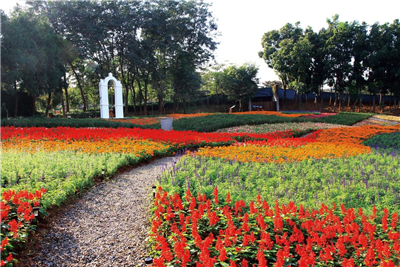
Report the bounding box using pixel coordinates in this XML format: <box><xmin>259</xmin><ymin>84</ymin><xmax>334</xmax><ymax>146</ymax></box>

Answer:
<box><xmin>150</xmin><ymin>187</ymin><xmax>400</xmax><ymax>267</ymax></box>
<box><xmin>1</xmin><ymin>127</ymin><xmax>296</xmax><ymax>148</ymax></box>
<box><xmin>1</xmin><ymin>189</ymin><xmax>47</xmax><ymax>266</ymax></box>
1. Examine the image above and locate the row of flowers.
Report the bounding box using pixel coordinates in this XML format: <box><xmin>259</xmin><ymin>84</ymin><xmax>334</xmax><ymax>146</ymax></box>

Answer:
<box><xmin>216</xmin><ymin>122</ymin><xmax>349</xmax><ymax>134</ymax></box>
<box><xmin>107</xmin><ymin>112</ymin><xmax>338</xmax><ymax>126</ymax></box>
<box><xmin>314</xmin><ymin>125</ymin><xmax>400</xmax><ymax>145</ymax></box>
<box><xmin>150</xmin><ymin>187</ymin><xmax>400</xmax><ymax>266</ymax></box>
<box><xmin>192</xmin><ymin>142</ymin><xmax>371</xmax><ymax>164</ymax></box>
<box><xmin>1</xmin><ymin>126</ymin><xmax>298</xmax><ymax>148</ymax></box>
<box><xmin>3</xmin><ymin>125</ymin><xmax>398</xmax><ymax>164</ymax></box>
<box><xmin>2</xmin><ymin>139</ymin><xmax>173</xmax><ymax>155</ymax></box>
<box><xmin>192</xmin><ymin>125</ymin><xmax>399</xmax><ymax>164</ymax></box>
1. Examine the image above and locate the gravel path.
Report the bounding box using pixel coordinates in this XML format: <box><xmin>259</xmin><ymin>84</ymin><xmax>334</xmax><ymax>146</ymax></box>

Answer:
<box><xmin>29</xmin><ymin>156</ymin><xmax>180</xmax><ymax>267</ymax></box>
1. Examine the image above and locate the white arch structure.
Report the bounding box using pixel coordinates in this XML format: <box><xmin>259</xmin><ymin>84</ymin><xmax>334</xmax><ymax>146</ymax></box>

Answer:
<box><xmin>99</xmin><ymin>73</ymin><xmax>124</xmax><ymax>119</ymax></box>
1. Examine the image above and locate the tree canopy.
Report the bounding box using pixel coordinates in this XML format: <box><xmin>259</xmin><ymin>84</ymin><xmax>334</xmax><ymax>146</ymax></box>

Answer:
<box><xmin>259</xmin><ymin>15</ymin><xmax>400</xmax><ymax>111</ymax></box>
<box><xmin>2</xmin><ymin>0</ymin><xmax>219</xmax><ymax>116</ymax></box>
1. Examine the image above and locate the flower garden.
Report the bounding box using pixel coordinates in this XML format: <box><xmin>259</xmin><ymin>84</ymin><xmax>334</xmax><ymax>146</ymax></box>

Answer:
<box><xmin>1</xmin><ymin>112</ymin><xmax>400</xmax><ymax>266</ymax></box>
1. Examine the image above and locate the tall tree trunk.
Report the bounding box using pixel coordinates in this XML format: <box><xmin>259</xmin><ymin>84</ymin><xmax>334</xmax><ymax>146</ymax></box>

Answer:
<box><xmin>329</xmin><ymin>88</ymin><xmax>333</xmax><ymax>106</ymax></box>
<box><xmin>124</xmin><ymin>85</ymin><xmax>129</xmax><ymax>115</ymax></box>
<box><xmin>45</xmin><ymin>92</ymin><xmax>52</xmax><ymax>117</ymax></box>
<box><xmin>372</xmin><ymin>90</ymin><xmax>376</xmax><ymax>113</ymax></box>
<box><xmin>131</xmin><ymin>80</ymin><xmax>136</xmax><ymax>115</ymax></box>
<box><xmin>59</xmin><ymin>78</ymin><xmax>65</xmax><ymax>118</ymax></box>
<box><xmin>305</xmin><ymin>93</ymin><xmax>308</xmax><ymax>110</ymax></box>
<box><xmin>120</xmin><ymin>60</ymin><xmax>131</xmax><ymax>115</ymax></box>
<box><xmin>31</xmin><ymin>96</ymin><xmax>36</xmax><ymax>116</ymax></box>
<box><xmin>69</xmin><ymin>62</ymin><xmax>87</xmax><ymax>112</ymax></box>
<box><xmin>158</xmin><ymin>90</ymin><xmax>164</xmax><ymax>115</ymax></box>
<box><xmin>61</xmin><ymin>88</ymin><xmax>66</xmax><ymax>118</ymax></box>
<box><xmin>183</xmin><ymin>98</ymin><xmax>187</xmax><ymax>114</ymax></box>
<box><xmin>299</xmin><ymin>93</ymin><xmax>303</xmax><ymax>110</ymax></box>
<box><xmin>173</xmin><ymin>97</ymin><xmax>179</xmax><ymax>113</ymax></box>
<box><xmin>338</xmin><ymin>92</ymin><xmax>342</xmax><ymax>111</ymax></box>
<box><xmin>319</xmin><ymin>85</ymin><xmax>324</xmax><ymax>113</ymax></box>
<box><xmin>137</xmin><ymin>80</ymin><xmax>143</xmax><ymax>114</ymax></box>
<box><xmin>143</xmin><ymin>75</ymin><xmax>149</xmax><ymax>115</ymax></box>
<box><xmin>348</xmin><ymin>94</ymin><xmax>351</xmax><ymax>108</ymax></box>
<box><xmin>291</xmin><ymin>91</ymin><xmax>297</xmax><ymax>110</ymax></box>
<box><xmin>333</xmin><ymin>89</ymin><xmax>337</xmax><ymax>113</ymax></box>
<box><xmin>13</xmin><ymin>81</ymin><xmax>18</xmax><ymax>118</ymax></box>
<box><xmin>314</xmin><ymin>94</ymin><xmax>318</xmax><ymax>111</ymax></box>
<box><xmin>64</xmin><ymin>72</ymin><xmax>69</xmax><ymax>112</ymax></box>
<box><xmin>283</xmin><ymin>84</ymin><xmax>287</xmax><ymax>109</ymax></box>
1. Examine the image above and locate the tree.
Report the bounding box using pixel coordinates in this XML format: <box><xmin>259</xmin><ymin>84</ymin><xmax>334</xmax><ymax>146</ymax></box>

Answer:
<box><xmin>143</xmin><ymin>0</ymin><xmax>218</xmax><ymax>114</ymax></box>
<box><xmin>200</xmin><ymin>63</ymin><xmax>226</xmax><ymax>105</ymax></box>
<box><xmin>259</xmin><ymin>22</ymin><xmax>303</xmax><ymax>108</ymax></box>
<box><xmin>220</xmin><ymin>63</ymin><xmax>259</xmax><ymax>111</ymax></box>
<box><xmin>325</xmin><ymin>15</ymin><xmax>354</xmax><ymax>111</ymax></box>
<box><xmin>347</xmin><ymin>21</ymin><xmax>369</xmax><ymax>111</ymax></box>
<box><xmin>1</xmin><ymin>8</ymin><xmax>66</xmax><ymax>117</ymax></box>
<box><xmin>368</xmin><ymin>22</ymin><xmax>395</xmax><ymax>112</ymax></box>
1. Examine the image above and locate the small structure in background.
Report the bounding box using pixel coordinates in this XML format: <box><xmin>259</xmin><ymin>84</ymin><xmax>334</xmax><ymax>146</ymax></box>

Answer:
<box><xmin>99</xmin><ymin>73</ymin><xmax>124</xmax><ymax>119</ymax></box>
<box><xmin>229</xmin><ymin>105</ymin><xmax>235</xmax><ymax>113</ymax></box>
<box><xmin>160</xmin><ymin>117</ymin><xmax>173</xmax><ymax>131</ymax></box>
<box><xmin>249</xmin><ymin>87</ymin><xmax>276</xmax><ymax>111</ymax></box>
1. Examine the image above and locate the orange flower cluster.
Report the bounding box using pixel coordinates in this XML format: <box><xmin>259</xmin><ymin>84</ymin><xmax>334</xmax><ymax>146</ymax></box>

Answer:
<box><xmin>2</xmin><ymin>139</ymin><xmax>171</xmax><ymax>156</ymax></box>
<box><xmin>316</xmin><ymin>125</ymin><xmax>400</xmax><ymax>145</ymax></box>
<box><xmin>107</xmin><ymin>118</ymin><xmax>160</xmax><ymax>125</ymax></box>
<box><xmin>166</xmin><ymin>113</ymin><xmax>211</xmax><ymax>120</ymax></box>
<box><xmin>232</xmin><ymin>111</ymin><xmax>307</xmax><ymax>117</ymax></box>
<box><xmin>192</xmin><ymin>142</ymin><xmax>370</xmax><ymax>164</ymax></box>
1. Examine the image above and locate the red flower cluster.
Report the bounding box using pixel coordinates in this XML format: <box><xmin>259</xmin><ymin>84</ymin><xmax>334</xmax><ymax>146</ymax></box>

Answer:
<box><xmin>150</xmin><ymin>187</ymin><xmax>400</xmax><ymax>266</ymax></box>
<box><xmin>1</xmin><ymin>188</ymin><xmax>47</xmax><ymax>266</ymax></box>
<box><xmin>1</xmin><ymin>127</ymin><xmax>296</xmax><ymax>148</ymax></box>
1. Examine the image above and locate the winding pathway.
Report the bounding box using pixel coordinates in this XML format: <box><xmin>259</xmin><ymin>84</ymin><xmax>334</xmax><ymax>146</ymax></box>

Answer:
<box><xmin>26</xmin><ymin>156</ymin><xmax>180</xmax><ymax>267</ymax></box>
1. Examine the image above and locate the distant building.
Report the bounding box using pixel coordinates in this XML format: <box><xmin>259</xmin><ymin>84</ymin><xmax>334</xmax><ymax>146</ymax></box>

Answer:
<box><xmin>249</xmin><ymin>87</ymin><xmax>276</xmax><ymax>111</ymax></box>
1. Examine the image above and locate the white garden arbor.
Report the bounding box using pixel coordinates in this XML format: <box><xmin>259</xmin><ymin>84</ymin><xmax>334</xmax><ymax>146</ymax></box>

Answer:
<box><xmin>99</xmin><ymin>73</ymin><xmax>124</xmax><ymax>119</ymax></box>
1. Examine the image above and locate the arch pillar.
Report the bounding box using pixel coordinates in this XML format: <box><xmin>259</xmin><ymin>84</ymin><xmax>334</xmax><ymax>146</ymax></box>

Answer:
<box><xmin>99</xmin><ymin>73</ymin><xmax>124</xmax><ymax>119</ymax></box>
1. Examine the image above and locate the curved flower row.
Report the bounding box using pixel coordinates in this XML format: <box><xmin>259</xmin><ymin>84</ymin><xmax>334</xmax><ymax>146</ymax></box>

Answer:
<box><xmin>372</xmin><ymin>115</ymin><xmax>400</xmax><ymax>122</ymax></box>
<box><xmin>1</xmin><ymin>139</ymin><xmax>172</xmax><ymax>155</ymax></box>
<box><xmin>192</xmin><ymin>142</ymin><xmax>371</xmax><ymax>164</ymax></box>
<box><xmin>150</xmin><ymin>187</ymin><xmax>400</xmax><ymax>266</ymax></box>
<box><xmin>1</xmin><ymin>127</ymin><xmax>296</xmax><ymax>148</ymax></box>
<box><xmin>216</xmin><ymin>122</ymin><xmax>348</xmax><ymax>134</ymax></box>
<box><xmin>232</xmin><ymin>111</ymin><xmax>307</xmax><ymax>117</ymax></box>
<box><xmin>315</xmin><ymin>125</ymin><xmax>400</xmax><ymax>145</ymax></box>
<box><xmin>167</xmin><ymin>113</ymin><xmax>212</xmax><ymax>120</ymax></box>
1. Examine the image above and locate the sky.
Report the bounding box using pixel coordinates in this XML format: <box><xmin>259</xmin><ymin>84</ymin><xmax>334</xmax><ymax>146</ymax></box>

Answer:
<box><xmin>2</xmin><ymin>0</ymin><xmax>399</xmax><ymax>85</ymax></box>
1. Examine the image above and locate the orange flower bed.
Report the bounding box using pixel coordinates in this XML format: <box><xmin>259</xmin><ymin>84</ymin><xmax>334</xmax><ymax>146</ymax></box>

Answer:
<box><xmin>192</xmin><ymin>142</ymin><xmax>370</xmax><ymax>164</ymax></box>
<box><xmin>232</xmin><ymin>111</ymin><xmax>307</xmax><ymax>117</ymax></box>
<box><xmin>2</xmin><ymin>139</ymin><xmax>171</xmax><ymax>156</ymax></box>
<box><xmin>106</xmin><ymin>118</ymin><xmax>160</xmax><ymax>125</ymax></box>
<box><xmin>316</xmin><ymin>125</ymin><xmax>400</xmax><ymax>145</ymax></box>
<box><xmin>167</xmin><ymin>113</ymin><xmax>212</xmax><ymax>120</ymax></box>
